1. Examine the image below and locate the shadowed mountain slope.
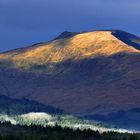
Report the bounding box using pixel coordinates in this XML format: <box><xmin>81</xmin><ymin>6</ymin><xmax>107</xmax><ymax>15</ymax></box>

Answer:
<box><xmin>111</xmin><ymin>30</ymin><xmax>140</xmax><ymax>50</ymax></box>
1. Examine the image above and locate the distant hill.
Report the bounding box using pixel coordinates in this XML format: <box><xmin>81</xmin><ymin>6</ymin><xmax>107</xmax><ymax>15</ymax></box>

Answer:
<box><xmin>84</xmin><ymin>108</ymin><xmax>140</xmax><ymax>130</ymax></box>
<box><xmin>0</xmin><ymin>95</ymin><xmax>63</xmax><ymax>115</ymax></box>
<box><xmin>0</xmin><ymin>30</ymin><xmax>139</xmax><ymax>129</ymax></box>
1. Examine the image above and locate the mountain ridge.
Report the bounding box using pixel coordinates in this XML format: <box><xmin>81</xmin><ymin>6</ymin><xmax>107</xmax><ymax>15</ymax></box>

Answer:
<box><xmin>0</xmin><ymin>30</ymin><xmax>139</xmax><ymax>74</ymax></box>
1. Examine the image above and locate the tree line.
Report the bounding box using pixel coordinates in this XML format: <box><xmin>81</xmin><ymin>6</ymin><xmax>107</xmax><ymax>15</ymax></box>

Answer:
<box><xmin>0</xmin><ymin>122</ymin><xmax>139</xmax><ymax>140</ymax></box>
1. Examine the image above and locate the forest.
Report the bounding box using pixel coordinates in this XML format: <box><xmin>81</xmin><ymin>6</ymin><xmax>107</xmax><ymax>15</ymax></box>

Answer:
<box><xmin>0</xmin><ymin>122</ymin><xmax>139</xmax><ymax>140</ymax></box>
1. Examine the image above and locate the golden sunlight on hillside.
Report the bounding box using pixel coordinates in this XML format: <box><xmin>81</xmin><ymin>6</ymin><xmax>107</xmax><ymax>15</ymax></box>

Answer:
<box><xmin>0</xmin><ymin>31</ymin><xmax>139</xmax><ymax>68</ymax></box>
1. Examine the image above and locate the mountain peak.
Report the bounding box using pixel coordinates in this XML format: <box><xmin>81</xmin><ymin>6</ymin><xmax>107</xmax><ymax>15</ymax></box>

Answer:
<box><xmin>0</xmin><ymin>30</ymin><xmax>139</xmax><ymax>71</ymax></box>
<box><xmin>54</xmin><ymin>31</ymin><xmax>78</xmax><ymax>40</ymax></box>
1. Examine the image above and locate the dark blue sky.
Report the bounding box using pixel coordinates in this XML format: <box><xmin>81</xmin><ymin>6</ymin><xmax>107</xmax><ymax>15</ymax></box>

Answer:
<box><xmin>0</xmin><ymin>0</ymin><xmax>140</xmax><ymax>52</ymax></box>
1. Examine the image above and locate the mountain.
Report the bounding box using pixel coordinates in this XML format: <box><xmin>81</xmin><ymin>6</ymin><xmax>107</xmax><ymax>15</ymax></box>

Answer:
<box><xmin>0</xmin><ymin>30</ymin><xmax>140</xmax><ymax>129</ymax></box>
<box><xmin>0</xmin><ymin>30</ymin><xmax>139</xmax><ymax>71</ymax></box>
<box><xmin>0</xmin><ymin>95</ymin><xmax>63</xmax><ymax>115</ymax></box>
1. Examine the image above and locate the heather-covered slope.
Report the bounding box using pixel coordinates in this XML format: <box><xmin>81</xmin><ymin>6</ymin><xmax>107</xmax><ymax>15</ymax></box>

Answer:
<box><xmin>0</xmin><ymin>30</ymin><xmax>140</xmax><ymax>129</ymax></box>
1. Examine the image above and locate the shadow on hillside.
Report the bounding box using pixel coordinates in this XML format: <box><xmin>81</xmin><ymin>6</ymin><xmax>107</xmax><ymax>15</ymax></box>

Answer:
<box><xmin>112</xmin><ymin>30</ymin><xmax>140</xmax><ymax>50</ymax></box>
<box><xmin>83</xmin><ymin>108</ymin><xmax>140</xmax><ymax>131</ymax></box>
